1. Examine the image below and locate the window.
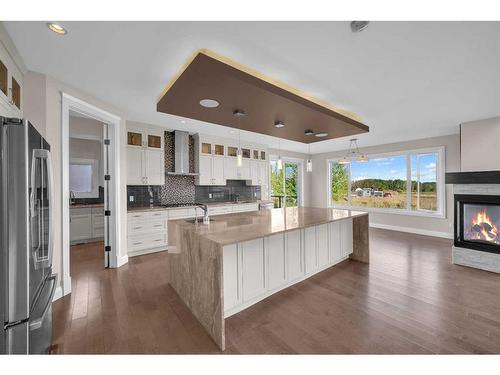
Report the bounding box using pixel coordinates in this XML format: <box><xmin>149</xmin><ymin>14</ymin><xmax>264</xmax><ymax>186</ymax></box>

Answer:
<box><xmin>69</xmin><ymin>159</ymin><xmax>99</xmax><ymax>198</ymax></box>
<box><xmin>328</xmin><ymin>148</ymin><xmax>444</xmax><ymax>216</ymax></box>
<box><xmin>270</xmin><ymin>158</ymin><xmax>302</xmax><ymax>208</ymax></box>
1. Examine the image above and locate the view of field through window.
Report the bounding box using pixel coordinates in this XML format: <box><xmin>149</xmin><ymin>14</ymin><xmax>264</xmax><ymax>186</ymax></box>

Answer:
<box><xmin>330</xmin><ymin>152</ymin><xmax>438</xmax><ymax>212</ymax></box>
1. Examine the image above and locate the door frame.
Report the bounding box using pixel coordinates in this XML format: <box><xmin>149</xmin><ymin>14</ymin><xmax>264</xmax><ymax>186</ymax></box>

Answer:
<box><xmin>61</xmin><ymin>93</ymin><xmax>123</xmax><ymax>297</ymax></box>
<box><xmin>269</xmin><ymin>155</ymin><xmax>304</xmax><ymax>207</ymax></box>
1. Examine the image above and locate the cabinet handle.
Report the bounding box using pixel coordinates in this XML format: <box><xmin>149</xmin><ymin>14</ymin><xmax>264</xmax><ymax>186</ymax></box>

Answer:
<box><xmin>133</xmin><ymin>242</ymin><xmax>143</xmax><ymax>245</ymax></box>
<box><xmin>154</xmin><ymin>239</ymin><xmax>163</xmax><ymax>242</ymax></box>
<box><xmin>153</xmin><ymin>224</ymin><xmax>163</xmax><ymax>228</ymax></box>
<box><xmin>133</xmin><ymin>226</ymin><xmax>142</xmax><ymax>229</ymax></box>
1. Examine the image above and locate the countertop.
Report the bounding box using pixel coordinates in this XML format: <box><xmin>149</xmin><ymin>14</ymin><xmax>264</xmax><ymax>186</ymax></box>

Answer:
<box><xmin>169</xmin><ymin>207</ymin><xmax>368</xmax><ymax>246</ymax></box>
<box><xmin>127</xmin><ymin>200</ymin><xmax>271</xmax><ymax>213</ymax></box>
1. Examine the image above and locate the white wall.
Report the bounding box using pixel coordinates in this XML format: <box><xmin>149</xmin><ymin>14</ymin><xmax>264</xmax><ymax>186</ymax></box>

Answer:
<box><xmin>460</xmin><ymin>117</ymin><xmax>500</xmax><ymax>172</ymax></box>
<box><xmin>310</xmin><ymin>134</ymin><xmax>460</xmax><ymax>238</ymax></box>
<box><xmin>23</xmin><ymin>72</ymin><xmax>128</xmax><ymax>293</ymax></box>
<box><xmin>69</xmin><ymin>138</ymin><xmax>103</xmax><ymax>187</ymax></box>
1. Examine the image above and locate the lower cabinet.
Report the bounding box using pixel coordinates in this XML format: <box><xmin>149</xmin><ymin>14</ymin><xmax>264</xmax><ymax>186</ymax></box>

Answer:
<box><xmin>70</xmin><ymin>207</ymin><xmax>104</xmax><ymax>244</ymax></box>
<box><xmin>223</xmin><ymin>218</ymin><xmax>354</xmax><ymax>317</ymax></box>
<box><xmin>266</xmin><ymin>234</ymin><xmax>286</xmax><ymax>291</ymax></box>
<box><xmin>241</xmin><ymin>238</ymin><xmax>266</xmax><ymax>301</ymax></box>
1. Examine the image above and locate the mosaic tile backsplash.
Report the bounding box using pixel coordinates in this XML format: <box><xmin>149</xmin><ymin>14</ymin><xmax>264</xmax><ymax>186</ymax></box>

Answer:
<box><xmin>127</xmin><ymin>131</ymin><xmax>260</xmax><ymax>208</ymax></box>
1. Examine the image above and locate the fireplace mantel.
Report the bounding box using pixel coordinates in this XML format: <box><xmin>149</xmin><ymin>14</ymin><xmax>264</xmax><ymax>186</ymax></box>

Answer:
<box><xmin>446</xmin><ymin>171</ymin><xmax>500</xmax><ymax>184</ymax></box>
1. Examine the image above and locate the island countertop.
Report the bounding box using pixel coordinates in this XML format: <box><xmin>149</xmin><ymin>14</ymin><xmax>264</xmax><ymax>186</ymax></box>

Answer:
<box><xmin>169</xmin><ymin>206</ymin><xmax>368</xmax><ymax>246</ymax></box>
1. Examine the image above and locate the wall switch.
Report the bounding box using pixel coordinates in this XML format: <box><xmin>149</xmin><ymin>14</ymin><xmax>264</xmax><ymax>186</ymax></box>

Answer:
<box><xmin>129</xmin><ymin>195</ymin><xmax>134</xmax><ymax>202</ymax></box>
<box><xmin>208</xmin><ymin>193</ymin><xmax>213</xmax><ymax>199</ymax></box>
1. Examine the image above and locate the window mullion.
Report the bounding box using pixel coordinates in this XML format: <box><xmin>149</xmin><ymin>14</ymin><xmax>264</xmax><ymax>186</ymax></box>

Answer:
<box><xmin>406</xmin><ymin>154</ymin><xmax>411</xmax><ymax>211</ymax></box>
<box><xmin>348</xmin><ymin>164</ymin><xmax>352</xmax><ymax>206</ymax></box>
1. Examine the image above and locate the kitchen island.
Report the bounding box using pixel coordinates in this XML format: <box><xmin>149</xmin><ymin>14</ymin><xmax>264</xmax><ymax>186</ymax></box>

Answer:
<box><xmin>168</xmin><ymin>207</ymin><xmax>369</xmax><ymax>350</ymax></box>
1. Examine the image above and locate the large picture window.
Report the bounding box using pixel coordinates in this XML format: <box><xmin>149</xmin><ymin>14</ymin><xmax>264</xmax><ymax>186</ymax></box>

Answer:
<box><xmin>328</xmin><ymin>148</ymin><xmax>444</xmax><ymax>216</ymax></box>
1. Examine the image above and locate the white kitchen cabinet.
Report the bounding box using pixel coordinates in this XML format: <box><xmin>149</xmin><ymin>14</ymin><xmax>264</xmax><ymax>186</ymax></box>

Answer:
<box><xmin>197</xmin><ymin>154</ymin><xmax>225</xmax><ymax>185</ymax></box>
<box><xmin>286</xmin><ymin>229</ymin><xmax>302</xmax><ymax>282</ymax></box>
<box><xmin>223</xmin><ymin>244</ymin><xmax>241</xmax><ymax>311</ymax></box>
<box><xmin>70</xmin><ymin>208</ymin><xmax>92</xmax><ymax>243</ymax></box>
<box><xmin>126</xmin><ymin>147</ymin><xmax>145</xmax><ymax>185</ymax></box>
<box><xmin>329</xmin><ymin>221</ymin><xmax>342</xmax><ymax>262</ymax></box>
<box><xmin>304</xmin><ymin>226</ymin><xmax>317</xmax><ymax>275</ymax></box>
<box><xmin>238</xmin><ymin>159</ymin><xmax>251</xmax><ymax>180</ymax></box>
<box><xmin>126</xmin><ymin>128</ymin><xmax>164</xmax><ymax>186</ymax></box>
<box><xmin>223</xmin><ymin>157</ymin><xmax>237</xmax><ymax>180</ymax></box>
<box><xmin>317</xmin><ymin>224</ymin><xmax>329</xmax><ymax>268</ymax></box>
<box><xmin>241</xmin><ymin>238</ymin><xmax>266</xmax><ymax>302</ymax></box>
<box><xmin>266</xmin><ymin>233</ymin><xmax>287</xmax><ymax>291</ymax></box>
<box><xmin>70</xmin><ymin>207</ymin><xmax>104</xmax><ymax>244</ymax></box>
<box><xmin>0</xmin><ymin>41</ymin><xmax>23</xmax><ymax>118</ymax></box>
<box><xmin>250</xmin><ymin>160</ymin><xmax>259</xmax><ymax>185</ymax></box>
<box><xmin>341</xmin><ymin>219</ymin><xmax>354</xmax><ymax>257</ymax></box>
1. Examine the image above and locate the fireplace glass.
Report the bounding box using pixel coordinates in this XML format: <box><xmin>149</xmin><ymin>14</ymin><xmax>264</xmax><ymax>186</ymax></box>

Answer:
<box><xmin>462</xmin><ymin>204</ymin><xmax>500</xmax><ymax>245</ymax></box>
<box><xmin>455</xmin><ymin>194</ymin><xmax>500</xmax><ymax>254</ymax></box>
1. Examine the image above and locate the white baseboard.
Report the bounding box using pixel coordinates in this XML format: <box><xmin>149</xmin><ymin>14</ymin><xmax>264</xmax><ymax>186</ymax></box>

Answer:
<box><xmin>128</xmin><ymin>247</ymin><xmax>168</xmax><ymax>258</ymax></box>
<box><xmin>117</xmin><ymin>254</ymin><xmax>129</xmax><ymax>267</ymax></box>
<box><xmin>62</xmin><ymin>276</ymin><xmax>72</xmax><ymax>297</ymax></box>
<box><xmin>370</xmin><ymin>222</ymin><xmax>453</xmax><ymax>239</ymax></box>
<box><xmin>52</xmin><ymin>286</ymin><xmax>63</xmax><ymax>302</ymax></box>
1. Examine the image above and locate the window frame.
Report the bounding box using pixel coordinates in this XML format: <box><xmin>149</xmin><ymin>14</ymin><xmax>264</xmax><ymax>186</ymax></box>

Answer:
<box><xmin>326</xmin><ymin>146</ymin><xmax>445</xmax><ymax>218</ymax></box>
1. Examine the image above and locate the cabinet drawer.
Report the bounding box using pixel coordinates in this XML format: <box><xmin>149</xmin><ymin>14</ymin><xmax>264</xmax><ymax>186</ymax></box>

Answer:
<box><xmin>128</xmin><ymin>219</ymin><xmax>166</xmax><ymax>235</ymax></box>
<box><xmin>233</xmin><ymin>203</ymin><xmax>258</xmax><ymax>212</ymax></box>
<box><xmin>128</xmin><ymin>210</ymin><xmax>169</xmax><ymax>222</ymax></box>
<box><xmin>128</xmin><ymin>232</ymin><xmax>168</xmax><ymax>252</ymax></box>
<box><xmin>92</xmin><ymin>213</ymin><xmax>104</xmax><ymax>226</ymax></box>
<box><xmin>168</xmin><ymin>208</ymin><xmax>196</xmax><ymax>219</ymax></box>
<box><xmin>70</xmin><ymin>207</ymin><xmax>92</xmax><ymax>216</ymax></box>
<box><xmin>208</xmin><ymin>205</ymin><xmax>233</xmax><ymax>216</ymax></box>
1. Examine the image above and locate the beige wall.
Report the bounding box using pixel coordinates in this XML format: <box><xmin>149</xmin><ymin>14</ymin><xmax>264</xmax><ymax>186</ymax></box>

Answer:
<box><xmin>268</xmin><ymin>148</ymin><xmax>312</xmax><ymax>207</ymax></box>
<box><xmin>310</xmin><ymin>134</ymin><xmax>460</xmax><ymax>237</ymax></box>
<box><xmin>23</xmin><ymin>72</ymin><xmax>128</xmax><ymax>294</ymax></box>
<box><xmin>460</xmin><ymin>117</ymin><xmax>500</xmax><ymax>172</ymax></box>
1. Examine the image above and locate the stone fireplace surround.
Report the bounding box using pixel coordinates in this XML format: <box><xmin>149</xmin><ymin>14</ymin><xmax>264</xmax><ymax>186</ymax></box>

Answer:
<box><xmin>452</xmin><ymin>183</ymin><xmax>500</xmax><ymax>274</ymax></box>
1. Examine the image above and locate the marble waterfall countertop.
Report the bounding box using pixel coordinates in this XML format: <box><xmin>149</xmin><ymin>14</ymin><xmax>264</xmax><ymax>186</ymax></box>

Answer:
<box><xmin>169</xmin><ymin>206</ymin><xmax>368</xmax><ymax>246</ymax></box>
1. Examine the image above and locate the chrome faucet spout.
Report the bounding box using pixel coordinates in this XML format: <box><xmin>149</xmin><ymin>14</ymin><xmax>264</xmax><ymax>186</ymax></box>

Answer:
<box><xmin>195</xmin><ymin>203</ymin><xmax>210</xmax><ymax>224</ymax></box>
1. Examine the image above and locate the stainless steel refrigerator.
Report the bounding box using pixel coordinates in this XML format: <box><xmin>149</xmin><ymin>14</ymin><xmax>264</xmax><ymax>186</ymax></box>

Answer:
<box><xmin>1</xmin><ymin>117</ymin><xmax>57</xmax><ymax>354</ymax></box>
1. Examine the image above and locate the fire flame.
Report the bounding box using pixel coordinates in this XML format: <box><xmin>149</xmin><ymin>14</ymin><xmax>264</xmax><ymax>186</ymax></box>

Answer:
<box><xmin>471</xmin><ymin>209</ymin><xmax>499</xmax><ymax>243</ymax></box>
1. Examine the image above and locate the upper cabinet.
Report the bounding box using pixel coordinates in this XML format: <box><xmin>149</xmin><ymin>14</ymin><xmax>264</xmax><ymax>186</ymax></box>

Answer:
<box><xmin>194</xmin><ymin>134</ymin><xmax>269</xmax><ymax>187</ymax></box>
<box><xmin>0</xmin><ymin>41</ymin><xmax>23</xmax><ymax>118</ymax></box>
<box><xmin>126</xmin><ymin>128</ymin><xmax>165</xmax><ymax>186</ymax></box>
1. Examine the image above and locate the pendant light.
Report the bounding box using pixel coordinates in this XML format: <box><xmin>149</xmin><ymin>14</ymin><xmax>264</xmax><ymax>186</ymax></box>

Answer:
<box><xmin>277</xmin><ymin>138</ymin><xmax>283</xmax><ymax>170</ymax></box>
<box><xmin>306</xmin><ymin>143</ymin><xmax>312</xmax><ymax>172</ymax></box>
<box><xmin>339</xmin><ymin>138</ymin><xmax>368</xmax><ymax>164</ymax></box>
<box><xmin>233</xmin><ymin>110</ymin><xmax>246</xmax><ymax>167</ymax></box>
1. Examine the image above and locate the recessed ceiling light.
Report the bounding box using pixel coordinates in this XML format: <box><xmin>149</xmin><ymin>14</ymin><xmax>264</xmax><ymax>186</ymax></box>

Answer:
<box><xmin>47</xmin><ymin>22</ymin><xmax>67</xmax><ymax>35</ymax></box>
<box><xmin>315</xmin><ymin>132</ymin><xmax>328</xmax><ymax>138</ymax></box>
<box><xmin>274</xmin><ymin>121</ymin><xmax>285</xmax><ymax>128</ymax></box>
<box><xmin>304</xmin><ymin>129</ymin><xmax>314</xmax><ymax>136</ymax></box>
<box><xmin>350</xmin><ymin>21</ymin><xmax>369</xmax><ymax>33</ymax></box>
<box><xmin>199</xmin><ymin>99</ymin><xmax>219</xmax><ymax>108</ymax></box>
<box><xmin>233</xmin><ymin>109</ymin><xmax>246</xmax><ymax>117</ymax></box>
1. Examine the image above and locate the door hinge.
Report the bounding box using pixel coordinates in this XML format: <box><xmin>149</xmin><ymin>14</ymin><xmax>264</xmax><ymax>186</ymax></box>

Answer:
<box><xmin>104</xmin><ymin>174</ymin><xmax>111</xmax><ymax>181</ymax></box>
<box><xmin>105</xmin><ymin>210</ymin><xmax>111</xmax><ymax>216</ymax></box>
<box><xmin>104</xmin><ymin>139</ymin><xmax>110</xmax><ymax>145</ymax></box>
<box><xmin>105</xmin><ymin>245</ymin><xmax>111</xmax><ymax>252</ymax></box>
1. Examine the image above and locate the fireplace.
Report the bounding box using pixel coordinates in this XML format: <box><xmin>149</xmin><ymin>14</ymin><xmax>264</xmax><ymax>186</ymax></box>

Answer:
<box><xmin>455</xmin><ymin>194</ymin><xmax>500</xmax><ymax>254</ymax></box>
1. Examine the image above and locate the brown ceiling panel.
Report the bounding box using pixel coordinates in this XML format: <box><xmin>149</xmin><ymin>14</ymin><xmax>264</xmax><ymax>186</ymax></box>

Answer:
<box><xmin>157</xmin><ymin>50</ymin><xmax>369</xmax><ymax>144</ymax></box>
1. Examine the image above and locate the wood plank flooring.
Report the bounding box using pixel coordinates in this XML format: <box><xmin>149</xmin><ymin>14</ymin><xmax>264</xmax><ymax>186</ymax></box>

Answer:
<box><xmin>51</xmin><ymin>229</ymin><xmax>500</xmax><ymax>354</ymax></box>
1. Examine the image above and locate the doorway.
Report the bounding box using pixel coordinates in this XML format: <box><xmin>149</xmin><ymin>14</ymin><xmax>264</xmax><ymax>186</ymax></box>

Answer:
<box><xmin>61</xmin><ymin>93</ymin><xmax>122</xmax><ymax>297</ymax></box>
<box><xmin>270</xmin><ymin>158</ymin><xmax>303</xmax><ymax>208</ymax></box>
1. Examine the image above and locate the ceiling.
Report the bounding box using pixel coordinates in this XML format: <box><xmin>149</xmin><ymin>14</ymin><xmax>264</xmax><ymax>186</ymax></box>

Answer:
<box><xmin>4</xmin><ymin>21</ymin><xmax>500</xmax><ymax>154</ymax></box>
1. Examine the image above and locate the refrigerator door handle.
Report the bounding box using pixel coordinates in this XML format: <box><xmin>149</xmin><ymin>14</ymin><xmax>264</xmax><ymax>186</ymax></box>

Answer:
<box><xmin>30</xmin><ymin>149</ymin><xmax>54</xmax><ymax>268</ymax></box>
<box><xmin>29</xmin><ymin>274</ymin><xmax>57</xmax><ymax>331</ymax></box>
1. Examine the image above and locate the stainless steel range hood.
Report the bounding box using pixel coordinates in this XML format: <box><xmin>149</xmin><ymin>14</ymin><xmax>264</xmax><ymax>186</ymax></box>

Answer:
<box><xmin>167</xmin><ymin>130</ymin><xmax>198</xmax><ymax>176</ymax></box>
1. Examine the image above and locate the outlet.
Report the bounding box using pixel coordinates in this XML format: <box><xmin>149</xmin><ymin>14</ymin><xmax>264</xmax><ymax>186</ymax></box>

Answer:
<box><xmin>208</xmin><ymin>193</ymin><xmax>213</xmax><ymax>199</ymax></box>
<box><xmin>129</xmin><ymin>195</ymin><xmax>134</xmax><ymax>202</ymax></box>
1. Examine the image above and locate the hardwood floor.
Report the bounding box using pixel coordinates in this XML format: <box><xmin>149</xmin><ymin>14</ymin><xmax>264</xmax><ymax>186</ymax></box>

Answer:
<box><xmin>51</xmin><ymin>229</ymin><xmax>500</xmax><ymax>354</ymax></box>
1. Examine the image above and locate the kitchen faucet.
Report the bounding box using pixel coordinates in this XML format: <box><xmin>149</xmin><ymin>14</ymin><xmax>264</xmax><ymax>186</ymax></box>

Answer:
<box><xmin>148</xmin><ymin>186</ymin><xmax>154</xmax><ymax>208</ymax></box>
<box><xmin>69</xmin><ymin>191</ymin><xmax>76</xmax><ymax>205</ymax></box>
<box><xmin>195</xmin><ymin>203</ymin><xmax>210</xmax><ymax>224</ymax></box>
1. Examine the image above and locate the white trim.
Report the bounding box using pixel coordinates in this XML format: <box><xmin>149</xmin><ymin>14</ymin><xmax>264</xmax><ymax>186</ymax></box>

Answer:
<box><xmin>326</xmin><ymin>146</ymin><xmax>446</xmax><ymax>219</ymax></box>
<box><xmin>52</xmin><ymin>286</ymin><xmax>63</xmax><ymax>302</ymax></box>
<box><xmin>61</xmin><ymin>93</ymin><xmax>123</xmax><ymax>297</ymax></box>
<box><xmin>370</xmin><ymin>222</ymin><xmax>453</xmax><ymax>239</ymax></box>
<box><xmin>127</xmin><ymin>247</ymin><xmax>168</xmax><ymax>258</ymax></box>
<box><xmin>117</xmin><ymin>254</ymin><xmax>130</xmax><ymax>267</ymax></box>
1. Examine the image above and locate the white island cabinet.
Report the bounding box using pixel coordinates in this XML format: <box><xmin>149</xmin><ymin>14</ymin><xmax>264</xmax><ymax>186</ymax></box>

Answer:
<box><xmin>222</xmin><ymin>218</ymin><xmax>354</xmax><ymax>318</ymax></box>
